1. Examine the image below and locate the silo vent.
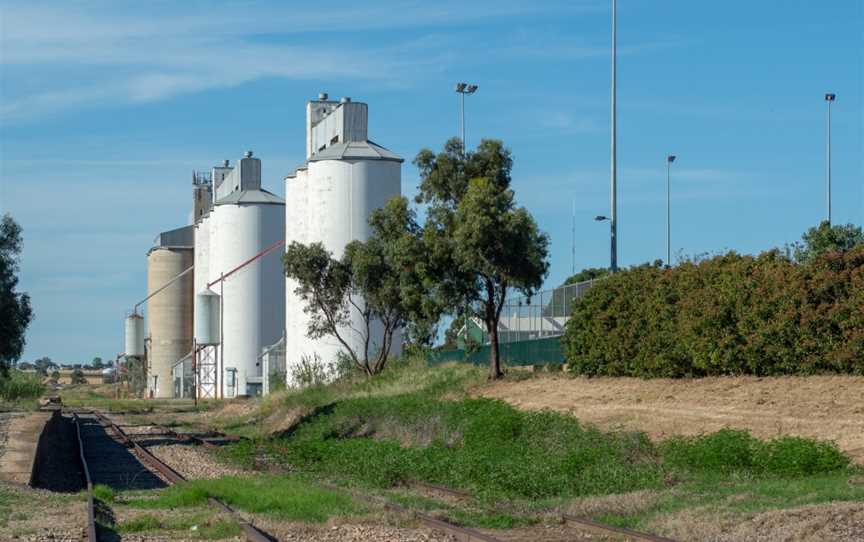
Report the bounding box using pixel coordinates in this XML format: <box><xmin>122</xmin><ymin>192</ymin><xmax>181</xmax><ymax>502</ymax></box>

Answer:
<box><xmin>318</xmin><ymin>92</ymin><xmax>329</xmax><ymax>101</ymax></box>
<box><xmin>340</xmin><ymin>96</ymin><xmax>351</xmax><ymax>103</ymax></box>
<box><xmin>244</xmin><ymin>150</ymin><xmax>253</xmax><ymax>158</ymax></box>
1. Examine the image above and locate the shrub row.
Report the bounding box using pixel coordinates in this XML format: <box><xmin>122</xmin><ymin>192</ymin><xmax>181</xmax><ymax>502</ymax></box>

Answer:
<box><xmin>563</xmin><ymin>248</ymin><xmax>864</xmax><ymax>376</ymax></box>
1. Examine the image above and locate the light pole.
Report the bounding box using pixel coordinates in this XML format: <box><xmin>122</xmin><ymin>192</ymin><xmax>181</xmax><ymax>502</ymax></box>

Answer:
<box><xmin>609</xmin><ymin>0</ymin><xmax>618</xmax><ymax>272</ymax></box>
<box><xmin>666</xmin><ymin>155</ymin><xmax>676</xmax><ymax>267</ymax></box>
<box><xmin>455</xmin><ymin>82</ymin><xmax>479</xmax><ymax>153</ymax></box>
<box><xmin>455</xmin><ymin>82</ymin><xmax>478</xmax><ymax>352</ymax></box>
<box><xmin>825</xmin><ymin>93</ymin><xmax>835</xmax><ymax>224</ymax></box>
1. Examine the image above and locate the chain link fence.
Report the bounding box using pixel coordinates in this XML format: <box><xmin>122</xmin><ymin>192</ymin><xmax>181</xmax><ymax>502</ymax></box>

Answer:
<box><xmin>497</xmin><ymin>278</ymin><xmax>599</xmax><ymax>343</ymax></box>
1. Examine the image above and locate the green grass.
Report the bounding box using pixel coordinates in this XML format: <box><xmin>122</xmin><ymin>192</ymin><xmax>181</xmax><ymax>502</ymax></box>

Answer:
<box><xmin>211</xmin><ymin>361</ymin><xmax>859</xmax><ymax>532</ymax></box>
<box><xmin>385</xmin><ymin>491</ymin><xmax>532</xmax><ymax>529</ymax></box>
<box><xmin>126</xmin><ymin>475</ymin><xmax>362</xmax><ymax>522</ymax></box>
<box><xmin>0</xmin><ymin>371</ymin><xmax>45</xmax><ymax>410</ymax></box>
<box><xmin>228</xmin><ymin>395</ymin><xmax>666</xmax><ymax>501</ymax></box>
<box><xmin>117</xmin><ymin>512</ymin><xmax>241</xmax><ymax>539</ymax></box>
<box><xmin>92</xmin><ymin>484</ymin><xmax>115</xmax><ymax>503</ymax></box>
<box><xmin>660</xmin><ymin>429</ymin><xmax>850</xmax><ymax>477</ymax></box>
<box><xmin>594</xmin><ymin>471</ymin><xmax>864</xmax><ymax>531</ymax></box>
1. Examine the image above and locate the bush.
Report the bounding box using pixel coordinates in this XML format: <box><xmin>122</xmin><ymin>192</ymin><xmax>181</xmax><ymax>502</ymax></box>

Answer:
<box><xmin>0</xmin><ymin>370</ymin><xmax>44</xmax><ymax>401</ymax></box>
<box><xmin>563</xmin><ymin>247</ymin><xmax>864</xmax><ymax>377</ymax></box>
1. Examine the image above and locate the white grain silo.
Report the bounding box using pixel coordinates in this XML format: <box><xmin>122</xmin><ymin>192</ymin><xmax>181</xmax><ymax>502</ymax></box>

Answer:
<box><xmin>285</xmin><ymin>95</ymin><xmax>403</xmax><ymax>379</ymax></box>
<box><xmin>146</xmin><ymin>226</ymin><xmax>194</xmax><ymax>398</ymax></box>
<box><xmin>204</xmin><ymin>152</ymin><xmax>285</xmax><ymax>397</ymax></box>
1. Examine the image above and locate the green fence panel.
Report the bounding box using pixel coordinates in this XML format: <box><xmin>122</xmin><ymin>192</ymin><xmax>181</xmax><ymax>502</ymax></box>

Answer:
<box><xmin>429</xmin><ymin>336</ymin><xmax>564</xmax><ymax>367</ymax></box>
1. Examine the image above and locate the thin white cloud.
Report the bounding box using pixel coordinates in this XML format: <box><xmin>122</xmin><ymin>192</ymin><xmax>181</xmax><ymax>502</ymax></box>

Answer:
<box><xmin>0</xmin><ymin>1</ymin><xmax>608</xmax><ymax>122</ymax></box>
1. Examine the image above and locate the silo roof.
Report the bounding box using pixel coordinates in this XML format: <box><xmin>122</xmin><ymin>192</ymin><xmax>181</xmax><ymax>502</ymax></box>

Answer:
<box><xmin>308</xmin><ymin>140</ymin><xmax>403</xmax><ymax>163</ymax></box>
<box><xmin>214</xmin><ymin>188</ymin><xmax>285</xmax><ymax>206</ymax></box>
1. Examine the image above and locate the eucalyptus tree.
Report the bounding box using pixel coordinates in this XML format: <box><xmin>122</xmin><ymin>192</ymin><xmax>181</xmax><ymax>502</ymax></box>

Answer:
<box><xmin>284</xmin><ymin>197</ymin><xmax>430</xmax><ymax>376</ymax></box>
<box><xmin>0</xmin><ymin>214</ymin><xmax>33</xmax><ymax>375</ymax></box>
<box><xmin>414</xmin><ymin>138</ymin><xmax>549</xmax><ymax>379</ymax></box>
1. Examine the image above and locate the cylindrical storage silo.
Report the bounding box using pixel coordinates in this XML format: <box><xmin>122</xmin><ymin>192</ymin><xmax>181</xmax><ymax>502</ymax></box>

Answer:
<box><xmin>285</xmin><ymin>149</ymin><xmax>402</xmax><ymax>380</ymax></box>
<box><xmin>194</xmin><ymin>289</ymin><xmax>221</xmax><ymax>345</ymax></box>
<box><xmin>146</xmin><ymin>247</ymin><xmax>194</xmax><ymax>398</ymax></box>
<box><xmin>210</xmin><ymin>192</ymin><xmax>285</xmax><ymax>397</ymax></box>
<box><xmin>192</xmin><ymin>215</ymin><xmax>211</xmax><ymax>339</ymax></box>
<box><xmin>125</xmin><ymin>314</ymin><xmax>145</xmax><ymax>357</ymax></box>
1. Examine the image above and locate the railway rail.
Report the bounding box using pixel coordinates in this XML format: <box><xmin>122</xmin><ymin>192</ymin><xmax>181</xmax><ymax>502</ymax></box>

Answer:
<box><xmin>70</xmin><ymin>409</ymin><xmax>273</xmax><ymax>542</ymax></box>
<box><xmin>410</xmin><ymin>481</ymin><xmax>678</xmax><ymax>542</ymax></box>
<box><xmin>80</xmin><ymin>411</ymin><xmax>676</xmax><ymax>542</ymax></box>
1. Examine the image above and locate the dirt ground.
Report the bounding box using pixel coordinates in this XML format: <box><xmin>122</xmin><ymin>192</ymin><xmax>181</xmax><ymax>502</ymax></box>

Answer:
<box><xmin>476</xmin><ymin>374</ymin><xmax>864</xmax><ymax>462</ymax></box>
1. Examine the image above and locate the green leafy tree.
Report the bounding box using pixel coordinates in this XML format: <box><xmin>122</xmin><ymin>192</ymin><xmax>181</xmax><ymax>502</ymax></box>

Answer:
<box><xmin>33</xmin><ymin>357</ymin><xmax>52</xmax><ymax>377</ymax></box>
<box><xmin>284</xmin><ymin>198</ymin><xmax>429</xmax><ymax>376</ymax></box>
<box><xmin>415</xmin><ymin>138</ymin><xmax>549</xmax><ymax>379</ymax></box>
<box><xmin>91</xmin><ymin>357</ymin><xmax>104</xmax><ymax>370</ymax></box>
<box><xmin>564</xmin><ymin>267</ymin><xmax>609</xmax><ymax>284</ymax></box>
<box><xmin>793</xmin><ymin>221</ymin><xmax>864</xmax><ymax>264</ymax></box>
<box><xmin>0</xmin><ymin>214</ymin><xmax>33</xmax><ymax>375</ymax></box>
<box><xmin>70</xmin><ymin>367</ymin><xmax>86</xmax><ymax>385</ymax></box>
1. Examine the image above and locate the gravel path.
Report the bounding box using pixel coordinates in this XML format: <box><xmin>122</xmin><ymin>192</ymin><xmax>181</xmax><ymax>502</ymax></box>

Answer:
<box><xmin>146</xmin><ymin>442</ymin><xmax>245</xmax><ymax>480</ymax></box>
<box><xmin>257</xmin><ymin>520</ymin><xmax>461</xmax><ymax>541</ymax></box>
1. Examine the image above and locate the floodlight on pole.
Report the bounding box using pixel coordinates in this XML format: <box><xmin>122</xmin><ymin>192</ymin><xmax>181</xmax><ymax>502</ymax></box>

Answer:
<box><xmin>666</xmin><ymin>155</ymin><xmax>676</xmax><ymax>268</ymax></box>
<box><xmin>595</xmin><ymin>215</ymin><xmax>610</xmax><ymax>222</ymax></box>
<box><xmin>825</xmin><ymin>93</ymin><xmax>835</xmax><ymax>224</ymax></box>
<box><xmin>455</xmin><ymin>82</ymin><xmax>479</xmax><ymax>153</ymax></box>
<box><xmin>454</xmin><ymin>81</ymin><xmax>480</xmax><ymax>355</ymax></box>
<box><xmin>609</xmin><ymin>0</ymin><xmax>618</xmax><ymax>273</ymax></box>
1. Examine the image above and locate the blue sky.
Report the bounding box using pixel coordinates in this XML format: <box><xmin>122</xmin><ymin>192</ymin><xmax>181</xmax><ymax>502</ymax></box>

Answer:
<box><xmin>1</xmin><ymin>0</ymin><xmax>861</xmax><ymax>363</ymax></box>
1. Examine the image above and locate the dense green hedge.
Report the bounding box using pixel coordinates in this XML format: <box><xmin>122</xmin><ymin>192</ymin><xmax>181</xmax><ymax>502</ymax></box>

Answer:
<box><xmin>563</xmin><ymin>248</ymin><xmax>864</xmax><ymax>376</ymax></box>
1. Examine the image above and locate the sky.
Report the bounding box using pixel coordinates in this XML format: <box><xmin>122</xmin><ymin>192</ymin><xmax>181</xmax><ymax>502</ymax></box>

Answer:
<box><xmin>0</xmin><ymin>0</ymin><xmax>861</xmax><ymax>363</ymax></box>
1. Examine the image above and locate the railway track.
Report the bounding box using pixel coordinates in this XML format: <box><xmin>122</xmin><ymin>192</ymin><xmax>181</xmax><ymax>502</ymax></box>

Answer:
<box><xmin>411</xmin><ymin>481</ymin><xmax>678</xmax><ymax>542</ymax></box>
<box><xmin>71</xmin><ymin>409</ymin><xmax>273</xmax><ymax>542</ymax></box>
<box><xmin>82</xmin><ymin>412</ymin><xmax>676</xmax><ymax>542</ymax></box>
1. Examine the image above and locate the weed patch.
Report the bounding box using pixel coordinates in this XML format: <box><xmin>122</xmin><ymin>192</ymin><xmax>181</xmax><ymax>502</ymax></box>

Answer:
<box><xmin>127</xmin><ymin>476</ymin><xmax>360</xmax><ymax>522</ymax></box>
<box><xmin>661</xmin><ymin>429</ymin><xmax>850</xmax><ymax>477</ymax></box>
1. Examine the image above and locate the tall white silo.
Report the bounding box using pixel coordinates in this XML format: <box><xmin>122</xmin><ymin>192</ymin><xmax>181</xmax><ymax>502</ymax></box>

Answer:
<box><xmin>193</xmin><ymin>213</ymin><xmax>217</xmax><ymax>398</ymax></box>
<box><xmin>285</xmin><ymin>96</ymin><xmax>403</xmax><ymax>377</ymax></box>
<box><xmin>207</xmin><ymin>152</ymin><xmax>285</xmax><ymax>397</ymax></box>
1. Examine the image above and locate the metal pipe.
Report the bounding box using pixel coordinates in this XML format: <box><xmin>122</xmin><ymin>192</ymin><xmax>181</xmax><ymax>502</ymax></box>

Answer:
<box><xmin>206</xmin><ymin>239</ymin><xmax>285</xmax><ymax>289</ymax></box>
<box><xmin>133</xmin><ymin>264</ymin><xmax>193</xmax><ymax>313</ymax></box>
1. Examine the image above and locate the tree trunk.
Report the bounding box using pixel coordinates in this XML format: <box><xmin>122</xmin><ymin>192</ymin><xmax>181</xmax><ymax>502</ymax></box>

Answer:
<box><xmin>488</xmin><ymin>322</ymin><xmax>503</xmax><ymax>379</ymax></box>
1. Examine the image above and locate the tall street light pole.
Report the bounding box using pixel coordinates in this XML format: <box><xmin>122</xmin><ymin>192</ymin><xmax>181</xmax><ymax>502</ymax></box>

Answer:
<box><xmin>456</xmin><ymin>82</ymin><xmax>478</xmax><ymax>154</ymax></box>
<box><xmin>825</xmin><ymin>93</ymin><xmax>835</xmax><ymax>224</ymax></box>
<box><xmin>455</xmin><ymin>82</ymin><xmax>478</xmax><ymax>351</ymax></box>
<box><xmin>610</xmin><ymin>0</ymin><xmax>618</xmax><ymax>272</ymax></box>
<box><xmin>666</xmin><ymin>155</ymin><xmax>676</xmax><ymax>267</ymax></box>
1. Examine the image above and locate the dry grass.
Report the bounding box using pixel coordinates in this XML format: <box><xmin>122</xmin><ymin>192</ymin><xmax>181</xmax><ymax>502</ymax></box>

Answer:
<box><xmin>477</xmin><ymin>374</ymin><xmax>864</xmax><ymax>463</ymax></box>
<box><xmin>653</xmin><ymin>500</ymin><xmax>864</xmax><ymax>542</ymax></box>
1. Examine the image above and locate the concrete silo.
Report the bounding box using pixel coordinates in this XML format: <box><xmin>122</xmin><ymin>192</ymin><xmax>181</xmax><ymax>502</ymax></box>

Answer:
<box><xmin>146</xmin><ymin>226</ymin><xmax>194</xmax><ymax>398</ymax></box>
<box><xmin>204</xmin><ymin>152</ymin><xmax>285</xmax><ymax>397</ymax></box>
<box><xmin>284</xmin><ymin>95</ymin><xmax>403</xmax><ymax>378</ymax></box>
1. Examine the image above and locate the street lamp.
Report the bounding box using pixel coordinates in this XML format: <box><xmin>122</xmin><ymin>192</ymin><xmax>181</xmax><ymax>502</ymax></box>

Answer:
<box><xmin>666</xmin><ymin>155</ymin><xmax>676</xmax><ymax>267</ymax></box>
<box><xmin>455</xmin><ymin>82</ymin><xmax>479</xmax><ymax>153</ymax></box>
<box><xmin>594</xmin><ymin>215</ymin><xmax>610</xmax><ymax>222</ymax></box>
<box><xmin>825</xmin><ymin>93</ymin><xmax>836</xmax><ymax>224</ymax></box>
<box><xmin>609</xmin><ymin>0</ymin><xmax>618</xmax><ymax>273</ymax></box>
<box><xmin>455</xmin><ymin>81</ymin><xmax>479</xmax><ymax>353</ymax></box>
